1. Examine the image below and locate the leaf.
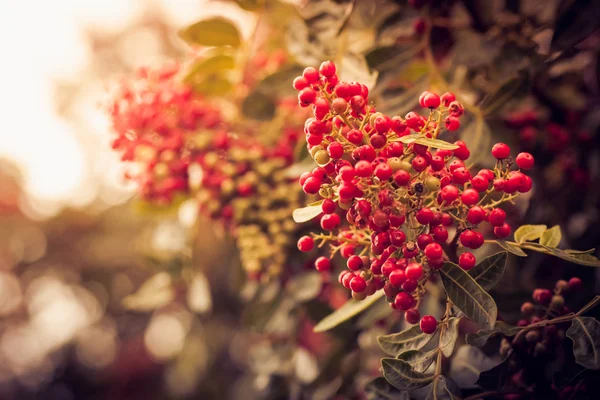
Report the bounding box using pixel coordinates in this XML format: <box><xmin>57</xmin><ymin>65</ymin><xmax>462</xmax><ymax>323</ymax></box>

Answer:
<box><xmin>357</xmin><ymin>295</ymin><xmax>393</xmax><ymax>329</ymax></box>
<box><xmin>566</xmin><ymin>248</ymin><xmax>597</xmax><ymax>255</ymax></box>
<box><xmin>292</xmin><ymin>203</ymin><xmax>323</xmax><ymax>223</ymax></box>
<box><xmin>480</xmin><ymin>71</ymin><xmax>531</xmax><ymax>115</ymax></box>
<box><xmin>468</xmin><ymin>252</ymin><xmax>508</xmax><ymax>291</ymax></box>
<box><xmin>186</xmin><ymin>271</ymin><xmax>212</xmax><ymax>314</ymax></box>
<box><xmin>567</xmin><ymin>317</ymin><xmax>600</xmax><ymax>369</ymax></box>
<box><xmin>396</xmin><ymin>133</ymin><xmax>422</xmax><ymax>144</ymax></box>
<box><xmin>381</xmin><ymin>359</ymin><xmax>434</xmax><ymax>390</ymax></box>
<box><xmin>496</xmin><ymin>240</ymin><xmax>528</xmax><ymax>257</ymax></box>
<box><xmin>519</xmin><ymin>243</ymin><xmax>600</xmax><ymax>267</ymax></box>
<box><xmin>365</xmin><ymin>377</ymin><xmax>409</xmax><ymax>400</ymax></box>
<box><xmin>378</xmin><ymin>325</ymin><xmax>437</xmax><ymax>357</ymax></box>
<box><xmin>192</xmin><ymin>77</ymin><xmax>234</xmax><ymax>96</ymax></box>
<box><xmin>540</xmin><ymin>225</ymin><xmax>562</xmax><ymax>247</ymax></box>
<box><xmin>313</xmin><ymin>290</ymin><xmax>385</xmax><ymax>332</ymax></box>
<box><xmin>122</xmin><ymin>272</ymin><xmax>175</xmax><ymax>311</ymax></box>
<box><xmin>286</xmin><ymin>271</ymin><xmax>323</xmax><ymax>302</ymax></box>
<box><xmin>183</xmin><ymin>54</ymin><xmax>236</xmax><ymax>84</ymax></box>
<box><xmin>551</xmin><ymin>0</ymin><xmax>600</xmax><ymax>52</ymax></box>
<box><xmin>440</xmin><ymin>318</ymin><xmax>460</xmax><ymax>357</ymax></box>
<box><xmin>256</xmin><ymin>65</ymin><xmax>305</xmax><ymax>97</ymax></box>
<box><xmin>397</xmin><ymin>350</ymin><xmax>438</xmax><ymax>373</ymax></box>
<box><xmin>440</xmin><ymin>262</ymin><xmax>497</xmax><ymax>330</ymax></box>
<box><xmin>414</xmin><ymin>138</ymin><xmax>460</xmax><ymax>150</ymax></box>
<box><xmin>241</xmin><ymin>91</ymin><xmax>276</xmax><ymax>120</ymax></box>
<box><xmin>476</xmin><ymin>351</ymin><xmax>512</xmax><ymax>390</ymax></box>
<box><xmin>461</xmin><ymin>0</ymin><xmax>496</xmax><ymax>32</ymax></box>
<box><xmin>465</xmin><ymin>321</ymin><xmax>523</xmax><ymax>347</ymax></box>
<box><xmin>460</xmin><ymin>117</ymin><xmax>491</xmax><ymax>165</ymax></box>
<box><xmin>514</xmin><ymin>224</ymin><xmax>547</xmax><ymax>243</ymax></box>
<box><xmin>423</xmin><ymin>376</ymin><xmax>458</xmax><ymax>400</ymax></box>
<box><xmin>178</xmin><ymin>18</ymin><xmax>241</xmax><ymax>48</ymax></box>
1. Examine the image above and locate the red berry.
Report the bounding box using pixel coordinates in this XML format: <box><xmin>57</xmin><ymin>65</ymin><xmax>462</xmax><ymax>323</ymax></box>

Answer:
<box><xmin>341</xmin><ymin>272</ymin><xmax>354</xmax><ymax>288</ymax></box>
<box><xmin>533</xmin><ymin>288</ymin><xmax>552</xmax><ymax>305</ymax></box>
<box><xmin>515</xmin><ymin>152</ymin><xmax>534</xmax><ymax>170</ymax></box>
<box><xmin>293</xmin><ymin>76</ymin><xmax>309</xmax><ymax>90</ymax></box>
<box><xmin>461</xmin><ymin>188</ymin><xmax>479</xmax><ymax>206</ymax></box>
<box><xmin>350</xmin><ymin>276</ymin><xmax>367</xmax><ymax>293</ymax></box>
<box><xmin>322</xmin><ymin>199</ymin><xmax>336</xmax><ymax>214</ymax></box>
<box><xmin>416</xmin><ymin>208</ymin><xmax>434</xmax><ymax>225</ymax></box>
<box><xmin>375</xmin><ymin>163</ymin><xmax>393</xmax><ymax>180</ymax></box>
<box><xmin>394</xmin><ymin>170</ymin><xmax>411</xmax><ymax>186</ymax></box>
<box><xmin>431</xmin><ymin>225</ymin><xmax>449</xmax><ymax>242</ymax></box>
<box><xmin>452</xmin><ymin>167</ymin><xmax>471</xmax><ymax>184</ymax></box>
<box><xmin>302</xmin><ymin>67</ymin><xmax>319</xmax><ymax>84</ymax></box>
<box><xmin>321</xmin><ymin>213</ymin><xmax>340</xmax><ymax>230</ymax></box>
<box><xmin>406</xmin><ymin>263</ymin><xmax>423</xmax><ymax>280</ymax></box>
<box><xmin>315</xmin><ymin>257</ymin><xmax>331</xmax><ymax>271</ymax></box>
<box><xmin>347</xmin><ymin>255</ymin><xmax>363</xmax><ymax>271</ymax></box>
<box><xmin>355</xmin><ymin>160</ymin><xmax>373</xmax><ymax>177</ymax></box>
<box><xmin>297</xmin><ymin>236</ymin><xmax>314</xmax><ymax>252</ymax></box>
<box><xmin>568</xmin><ymin>277</ymin><xmax>582</xmax><ymax>291</ymax></box>
<box><xmin>440</xmin><ymin>185</ymin><xmax>459</xmax><ymax>203</ymax></box>
<box><xmin>440</xmin><ymin>92</ymin><xmax>456</xmax><ymax>107</ymax></box>
<box><xmin>417</xmin><ymin>234</ymin><xmax>434</xmax><ymax>250</ymax></box>
<box><xmin>488</xmin><ymin>208</ymin><xmax>506</xmax><ymax>226</ymax></box>
<box><xmin>467</xmin><ymin>206</ymin><xmax>486</xmax><ymax>224</ymax></box>
<box><xmin>389</xmin><ymin>269</ymin><xmax>407</xmax><ymax>287</ymax></box>
<box><xmin>471</xmin><ymin>175</ymin><xmax>489</xmax><ymax>192</ymax></box>
<box><xmin>424</xmin><ymin>243</ymin><xmax>443</xmax><ymax>259</ymax></box>
<box><xmin>347</xmin><ymin>129</ymin><xmax>363</xmax><ymax>145</ymax></box>
<box><xmin>453</xmin><ymin>140</ymin><xmax>470</xmax><ymax>160</ymax></box>
<box><xmin>448</xmin><ymin>101</ymin><xmax>464</xmax><ymax>117</ymax></box>
<box><xmin>445</xmin><ymin>116</ymin><xmax>460</xmax><ymax>131</ymax></box>
<box><xmin>390</xmin><ymin>230</ymin><xmax>407</xmax><ymax>246</ymax></box>
<box><xmin>491</xmin><ymin>143</ymin><xmax>511</xmax><ymax>159</ymax></box>
<box><xmin>374</xmin><ymin>116</ymin><xmax>391</xmax><ymax>133</ymax></box>
<box><xmin>494</xmin><ymin>223</ymin><xmax>511</xmax><ymax>238</ymax></box>
<box><xmin>331</xmin><ymin>97</ymin><xmax>347</xmax><ymax>114</ymax></box>
<box><xmin>406</xmin><ymin>308</ymin><xmax>420</xmax><ymax>324</ymax></box>
<box><xmin>423</xmin><ymin>92</ymin><xmax>441</xmax><ymax>109</ymax></box>
<box><xmin>395</xmin><ymin>292</ymin><xmax>415</xmax><ymax>310</ymax></box>
<box><xmin>420</xmin><ymin>315</ymin><xmax>437</xmax><ymax>334</ymax></box>
<box><xmin>402</xmin><ymin>279</ymin><xmax>418</xmax><ymax>293</ymax></box>
<box><xmin>340</xmin><ymin>244</ymin><xmax>355</xmax><ymax>258</ymax></box>
<box><xmin>478</xmin><ymin>169</ymin><xmax>495</xmax><ymax>181</ymax></box>
<box><xmin>459</xmin><ymin>252</ymin><xmax>476</xmax><ymax>270</ymax></box>
<box><xmin>319</xmin><ymin>61</ymin><xmax>336</xmax><ymax>77</ymax></box>
<box><xmin>298</xmin><ymin>88</ymin><xmax>316</xmax><ymax>107</ymax></box>
<box><xmin>412</xmin><ymin>156</ymin><xmax>428</xmax><ymax>172</ymax></box>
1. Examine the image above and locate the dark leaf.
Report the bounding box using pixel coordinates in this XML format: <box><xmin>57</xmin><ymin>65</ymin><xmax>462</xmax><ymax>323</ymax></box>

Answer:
<box><xmin>365</xmin><ymin>377</ymin><xmax>410</xmax><ymax>400</ymax></box>
<box><xmin>551</xmin><ymin>0</ymin><xmax>600</xmax><ymax>52</ymax></box>
<box><xmin>313</xmin><ymin>290</ymin><xmax>385</xmax><ymax>332</ymax></box>
<box><xmin>468</xmin><ymin>251</ymin><xmax>508</xmax><ymax>291</ymax></box>
<box><xmin>466</xmin><ymin>321</ymin><xmax>523</xmax><ymax>347</ymax></box>
<box><xmin>397</xmin><ymin>350</ymin><xmax>437</xmax><ymax>373</ymax></box>
<box><xmin>476</xmin><ymin>351</ymin><xmax>513</xmax><ymax>390</ymax></box>
<box><xmin>567</xmin><ymin>317</ymin><xmax>600</xmax><ymax>369</ymax></box>
<box><xmin>378</xmin><ymin>325</ymin><xmax>437</xmax><ymax>356</ymax></box>
<box><xmin>440</xmin><ymin>317</ymin><xmax>460</xmax><ymax>357</ymax></box>
<box><xmin>461</xmin><ymin>0</ymin><xmax>498</xmax><ymax>32</ymax></box>
<box><xmin>381</xmin><ymin>359</ymin><xmax>434</xmax><ymax>390</ymax></box>
<box><xmin>178</xmin><ymin>18</ymin><xmax>241</xmax><ymax>48</ymax></box>
<box><xmin>440</xmin><ymin>262</ymin><xmax>497</xmax><ymax>330</ymax></box>
<box><xmin>241</xmin><ymin>91</ymin><xmax>276</xmax><ymax>121</ymax></box>
<box><xmin>480</xmin><ymin>71</ymin><xmax>531</xmax><ymax>115</ymax></box>
<box><xmin>519</xmin><ymin>242</ymin><xmax>600</xmax><ymax>267</ymax></box>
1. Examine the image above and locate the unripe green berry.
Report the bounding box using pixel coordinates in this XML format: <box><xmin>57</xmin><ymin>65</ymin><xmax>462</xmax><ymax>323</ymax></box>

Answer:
<box><xmin>388</xmin><ymin>157</ymin><xmax>403</xmax><ymax>172</ymax></box>
<box><xmin>352</xmin><ymin>290</ymin><xmax>367</xmax><ymax>301</ymax></box>
<box><xmin>309</xmin><ymin>145</ymin><xmax>324</xmax><ymax>157</ymax></box>
<box><xmin>399</xmin><ymin>161</ymin><xmax>413</xmax><ymax>172</ymax></box>
<box><xmin>425</xmin><ymin>176</ymin><xmax>441</xmax><ymax>191</ymax></box>
<box><xmin>550</xmin><ymin>295</ymin><xmax>565</xmax><ymax>309</ymax></box>
<box><xmin>314</xmin><ymin>150</ymin><xmax>331</xmax><ymax>165</ymax></box>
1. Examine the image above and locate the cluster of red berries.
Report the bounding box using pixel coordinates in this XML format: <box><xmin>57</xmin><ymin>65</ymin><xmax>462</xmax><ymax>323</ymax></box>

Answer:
<box><xmin>294</xmin><ymin>61</ymin><xmax>535</xmax><ymax>334</ymax></box>
<box><xmin>108</xmin><ymin>62</ymin><xmax>224</xmax><ymax>204</ymax></box>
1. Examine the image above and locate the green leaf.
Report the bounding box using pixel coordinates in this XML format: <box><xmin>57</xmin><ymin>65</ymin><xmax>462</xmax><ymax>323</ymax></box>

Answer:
<box><xmin>395</xmin><ymin>134</ymin><xmax>422</xmax><ymax>144</ymax></box>
<box><xmin>440</xmin><ymin>262</ymin><xmax>497</xmax><ymax>330</ymax></box>
<box><xmin>357</xmin><ymin>295</ymin><xmax>393</xmax><ymax>329</ymax></box>
<box><xmin>468</xmin><ymin>252</ymin><xmax>508</xmax><ymax>291</ymax></box>
<box><xmin>567</xmin><ymin>317</ymin><xmax>600</xmax><ymax>369</ymax></box>
<box><xmin>365</xmin><ymin>377</ymin><xmax>409</xmax><ymax>400</ymax></box>
<box><xmin>256</xmin><ymin>65</ymin><xmax>305</xmax><ymax>97</ymax></box>
<box><xmin>413</xmin><ymin>137</ymin><xmax>460</xmax><ymax>150</ymax></box>
<box><xmin>178</xmin><ymin>18</ymin><xmax>241</xmax><ymax>48</ymax></box>
<box><xmin>397</xmin><ymin>350</ymin><xmax>437</xmax><ymax>373</ymax></box>
<box><xmin>460</xmin><ymin>117</ymin><xmax>491</xmax><ymax>165</ymax></box>
<box><xmin>183</xmin><ymin>54</ymin><xmax>236</xmax><ymax>84</ymax></box>
<box><xmin>514</xmin><ymin>224</ymin><xmax>547</xmax><ymax>243</ymax></box>
<box><xmin>241</xmin><ymin>91</ymin><xmax>276</xmax><ymax>121</ymax></box>
<box><xmin>465</xmin><ymin>321</ymin><xmax>523</xmax><ymax>347</ymax></box>
<box><xmin>192</xmin><ymin>77</ymin><xmax>234</xmax><ymax>96</ymax></box>
<box><xmin>520</xmin><ymin>243</ymin><xmax>600</xmax><ymax>267</ymax></box>
<box><xmin>540</xmin><ymin>225</ymin><xmax>562</xmax><ymax>247</ymax></box>
<box><xmin>378</xmin><ymin>325</ymin><xmax>437</xmax><ymax>356</ymax></box>
<box><xmin>313</xmin><ymin>290</ymin><xmax>385</xmax><ymax>332</ymax></box>
<box><xmin>566</xmin><ymin>248</ymin><xmax>597</xmax><ymax>255</ymax></box>
<box><xmin>292</xmin><ymin>203</ymin><xmax>323</xmax><ymax>223</ymax></box>
<box><xmin>440</xmin><ymin>317</ymin><xmax>460</xmax><ymax>357</ymax></box>
<box><xmin>381</xmin><ymin>359</ymin><xmax>434</xmax><ymax>390</ymax></box>
<box><xmin>496</xmin><ymin>240</ymin><xmax>527</xmax><ymax>257</ymax></box>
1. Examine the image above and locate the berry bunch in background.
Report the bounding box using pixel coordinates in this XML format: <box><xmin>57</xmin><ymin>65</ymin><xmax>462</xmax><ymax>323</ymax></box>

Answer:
<box><xmin>294</xmin><ymin>61</ymin><xmax>535</xmax><ymax>332</ymax></box>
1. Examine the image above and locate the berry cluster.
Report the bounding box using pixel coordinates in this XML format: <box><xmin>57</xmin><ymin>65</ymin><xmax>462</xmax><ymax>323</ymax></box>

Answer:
<box><xmin>499</xmin><ymin>278</ymin><xmax>588</xmax><ymax>399</ymax></box>
<box><xmin>108</xmin><ymin>62</ymin><xmax>224</xmax><ymax>204</ymax></box>
<box><xmin>294</xmin><ymin>61</ymin><xmax>535</xmax><ymax>333</ymax></box>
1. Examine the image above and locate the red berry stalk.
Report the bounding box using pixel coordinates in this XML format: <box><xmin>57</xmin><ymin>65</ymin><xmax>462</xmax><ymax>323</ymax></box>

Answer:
<box><xmin>294</xmin><ymin>61</ymin><xmax>535</xmax><ymax>333</ymax></box>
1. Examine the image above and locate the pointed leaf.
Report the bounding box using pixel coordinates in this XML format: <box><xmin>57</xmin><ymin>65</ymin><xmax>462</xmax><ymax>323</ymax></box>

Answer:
<box><xmin>292</xmin><ymin>202</ymin><xmax>323</xmax><ymax>223</ymax></box>
<box><xmin>183</xmin><ymin>54</ymin><xmax>236</xmax><ymax>83</ymax></box>
<box><xmin>514</xmin><ymin>224</ymin><xmax>547</xmax><ymax>243</ymax></box>
<box><xmin>423</xmin><ymin>376</ymin><xmax>458</xmax><ymax>400</ymax></box>
<box><xmin>313</xmin><ymin>290</ymin><xmax>384</xmax><ymax>332</ymax></box>
<box><xmin>287</xmin><ymin>271</ymin><xmax>323</xmax><ymax>302</ymax></box>
<box><xmin>567</xmin><ymin>317</ymin><xmax>600</xmax><ymax>369</ymax></box>
<box><xmin>381</xmin><ymin>359</ymin><xmax>434</xmax><ymax>390</ymax></box>
<box><xmin>468</xmin><ymin>251</ymin><xmax>508</xmax><ymax>291</ymax></box>
<box><xmin>413</xmin><ymin>138</ymin><xmax>460</xmax><ymax>150</ymax></box>
<box><xmin>551</xmin><ymin>0</ymin><xmax>600</xmax><ymax>52</ymax></box>
<box><xmin>242</xmin><ymin>90</ymin><xmax>276</xmax><ymax>120</ymax></box>
<box><xmin>476</xmin><ymin>351</ymin><xmax>512</xmax><ymax>390</ymax></box>
<box><xmin>440</xmin><ymin>317</ymin><xmax>460</xmax><ymax>357</ymax></box>
<box><xmin>540</xmin><ymin>225</ymin><xmax>561</xmax><ymax>247</ymax></box>
<box><xmin>520</xmin><ymin>243</ymin><xmax>600</xmax><ymax>267</ymax></box>
<box><xmin>395</xmin><ymin>133</ymin><xmax>422</xmax><ymax>144</ymax></box>
<box><xmin>378</xmin><ymin>325</ymin><xmax>437</xmax><ymax>356</ymax></box>
<box><xmin>465</xmin><ymin>321</ymin><xmax>523</xmax><ymax>347</ymax></box>
<box><xmin>365</xmin><ymin>377</ymin><xmax>409</xmax><ymax>400</ymax></box>
<box><xmin>397</xmin><ymin>350</ymin><xmax>437</xmax><ymax>373</ymax></box>
<box><xmin>178</xmin><ymin>18</ymin><xmax>241</xmax><ymax>48</ymax></box>
<box><xmin>497</xmin><ymin>240</ymin><xmax>528</xmax><ymax>257</ymax></box>
<box><xmin>440</xmin><ymin>262</ymin><xmax>497</xmax><ymax>330</ymax></box>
